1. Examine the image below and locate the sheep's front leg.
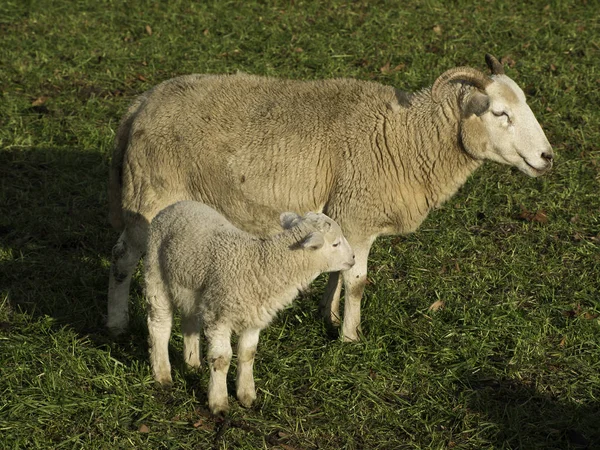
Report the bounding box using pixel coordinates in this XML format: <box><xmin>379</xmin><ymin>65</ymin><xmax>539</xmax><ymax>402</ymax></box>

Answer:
<box><xmin>146</xmin><ymin>285</ymin><xmax>174</xmax><ymax>385</ymax></box>
<box><xmin>181</xmin><ymin>312</ymin><xmax>202</xmax><ymax>369</ymax></box>
<box><xmin>205</xmin><ymin>326</ymin><xmax>232</xmax><ymax>415</ymax></box>
<box><xmin>320</xmin><ymin>272</ymin><xmax>343</xmax><ymax>331</ymax></box>
<box><xmin>341</xmin><ymin>241</ymin><xmax>372</xmax><ymax>342</ymax></box>
<box><xmin>236</xmin><ymin>328</ymin><xmax>260</xmax><ymax>408</ymax></box>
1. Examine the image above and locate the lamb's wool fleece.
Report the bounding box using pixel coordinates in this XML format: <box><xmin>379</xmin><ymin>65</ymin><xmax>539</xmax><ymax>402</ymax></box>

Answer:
<box><xmin>144</xmin><ymin>201</ymin><xmax>354</xmax><ymax>414</ymax></box>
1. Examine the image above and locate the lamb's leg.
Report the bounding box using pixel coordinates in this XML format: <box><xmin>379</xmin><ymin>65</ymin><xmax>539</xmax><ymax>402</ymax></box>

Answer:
<box><xmin>107</xmin><ymin>228</ymin><xmax>144</xmax><ymax>334</ymax></box>
<box><xmin>146</xmin><ymin>283</ymin><xmax>174</xmax><ymax>385</ymax></box>
<box><xmin>320</xmin><ymin>272</ymin><xmax>343</xmax><ymax>331</ymax></box>
<box><xmin>236</xmin><ymin>328</ymin><xmax>260</xmax><ymax>408</ymax></box>
<box><xmin>181</xmin><ymin>310</ymin><xmax>202</xmax><ymax>370</ymax></box>
<box><xmin>341</xmin><ymin>241</ymin><xmax>372</xmax><ymax>342</ymax></box>
<box><xmin>205</xmin><ymin>325</ymin><xmax>232</xmax><ymax>415</ymax></box>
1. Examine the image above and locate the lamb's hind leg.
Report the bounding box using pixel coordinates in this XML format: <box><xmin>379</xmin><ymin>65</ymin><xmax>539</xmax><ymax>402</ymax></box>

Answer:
<box><xmin>146</xmin><ymin>281</ymin><xmax>174</xmax><ymax>385</ymax></box>
<box><xmin>107</xmin><ymin>227</ymin><xmax>145</xmax><ymax>335</ymax></box>
<box><xmin>236</xmin><ymin>328</ymin><xmax>260</xmax><ymax>408</ymax></box>
<box><xmin>181</xmin><ymin>296</ymin><xmax>202</xmax><ymax>370</ymax></box>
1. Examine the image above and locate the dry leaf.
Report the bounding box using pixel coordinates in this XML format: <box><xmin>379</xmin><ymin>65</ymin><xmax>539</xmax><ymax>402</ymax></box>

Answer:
<box><xmin>429</xmin><ymin>300</ymin><xmax>445</xmax><ymax>312</ymax></box>
<box><xmin>31</xmin><ymin>96</ymin><xmax>48</xmax><ymax>106</ymax></box>
<box><xmin>432</xmin><ymin>25</ymin><xmax>442</xmax><ymax>35</ymax></box>
<box><xmin>380</xmin><ymin>62</ymin><xmax>405</xmax><ymax>74</ymax></box>
<box><xmin>138</xmin><ymin>424</ymin><xmax>150</xmax><ymax>433</ymax></box>
<box><xmin>583</xmin><ymin>312</ymin><xmax>599</xmax><ymax>320</ymax></box>
<box><xmin>559</xmin><ymin>337</ymin><xmax>566</xmax><ymax>347</ymax></box>
<box><xmin>203</xmin><ymin>29</ymin><xmax>209</xmax><ymax>36</ymax></box>
<box><xmin>500</xmin><ymin>56</ymin><xmax>516</xmax><ymax>68</ymax></box>
<box><xmin>137</xmin><ymin>74</ymin><xmax>147</xmax><ymax>81</ymax></box>
<box><xmin>145</xmin><ymin>25</ymin><xmax>152</xmax><ymax>36</ymax></box>
<box><xmin>518</xmin><ymin>207</ymin><xmax>548</xmax><ymax>223</ymax></box>
<box><xmin>293</xmin><ymin>47</ymin><xmax>303</xmax><ymax>53</ymax></box>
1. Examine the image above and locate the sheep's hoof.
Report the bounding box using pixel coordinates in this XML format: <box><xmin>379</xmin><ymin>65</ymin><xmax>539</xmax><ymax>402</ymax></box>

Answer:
<box><xmin>237</xmin><ymin>390</ymin><xmax>256</xmax><ymax>408</ymax></box>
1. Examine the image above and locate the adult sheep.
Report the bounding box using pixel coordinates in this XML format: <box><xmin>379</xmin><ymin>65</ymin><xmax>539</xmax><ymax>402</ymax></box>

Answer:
<box><xmin>107</xmin><ymin>54</ymin><xmax>553</xmax><ymax>341</ymax></box>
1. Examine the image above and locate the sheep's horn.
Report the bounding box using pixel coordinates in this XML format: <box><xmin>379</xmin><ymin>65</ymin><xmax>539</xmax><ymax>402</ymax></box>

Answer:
<box><xmin>431</xmin><ymin>67</ymin><xmax>492</xmax><ymax>103</ymax></box>
<box><xmin>485</xmin><ymin>53</ymin><xmax>505</xmax><ymax>75</ymax></box>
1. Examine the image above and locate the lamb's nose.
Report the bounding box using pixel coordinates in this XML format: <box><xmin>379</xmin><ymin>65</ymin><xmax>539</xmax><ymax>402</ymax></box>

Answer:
<box><xmin>541</xmin><ymin>151</ymin><xmax>553</xmax><ymax>163</ymax></box>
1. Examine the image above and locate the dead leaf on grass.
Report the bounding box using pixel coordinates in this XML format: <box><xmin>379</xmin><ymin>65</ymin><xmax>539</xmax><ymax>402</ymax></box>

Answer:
<box><xmin>145</xmin><ymin>25</ymin><xmax>152</xmax><ymax>36</ymax></box>
<box><xmin>380</xmin><ymin>62</ymin><xmax>405</xmax><ymax>74</ymax></box>
<box><xmin>429</xmin><ymin>300</ymin><xmax>445</xmax><ymax>312</ymax></box>
<box><xmin>138</xmin><ymin>424</ymin><xmax>150</xmax><ymax>433</ymax></box>
<box><xmin>518</xmin><ymin>207</ymin><xmax>548</xmax><ymax>223</ymax></box>
<box><xmin>432</xmin><ymin>25</ymin><xmax>442</xmax><ymax>35</ymax></box>
<box><xmin>31</xmin><ymin>96</ymin><xmax>48</xmax><ymax>106</ymax></box>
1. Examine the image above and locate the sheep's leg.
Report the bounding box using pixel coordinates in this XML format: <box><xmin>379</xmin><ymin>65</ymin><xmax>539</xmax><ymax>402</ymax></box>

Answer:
<box><xmin>181</xmin><ymin>310</ymin><xmax>202</xmax><ymax>370</ymax></box>
<box><xmin>107</xmin><ymin>228</ymin><xmax>144</xmax><ymax>334</ymax></box>
<box><xmin>146</xmin><ymin>284</ymin><xmax>174</xmax><ymax>385</ymax></box>
<box><xmin>320</xmin><ymin>272</ymin><xmax>343</xmax><ymax>331</ymax></box>
<box><xmin>341</xmin><ymin>242</ymin><xmax>372</xmax><ymax>342</ymax></box>
<box><xmin>236</xmin><ymin>328</ymin><xmax>260</xmax><ymax>408</ymax></box>
<box><xmin>205</xmin><ymin>325</ymin><xmax>232</xmax><ymax>415</ymax></box>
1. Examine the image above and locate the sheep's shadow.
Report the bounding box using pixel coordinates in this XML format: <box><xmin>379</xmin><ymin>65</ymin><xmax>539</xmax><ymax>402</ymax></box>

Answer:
<box><xmin>0</xmin><ymin>146</ymin><xmax>139</xmax><ymax>344</ymax></box>
<box><xmin>463</xmin><ymin>373</ymin><xmax>599</xmax><ymax>449</ymax></box>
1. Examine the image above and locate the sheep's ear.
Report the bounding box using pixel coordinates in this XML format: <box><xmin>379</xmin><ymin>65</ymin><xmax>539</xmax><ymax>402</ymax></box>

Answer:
<box><xmin>300</xmin><ymin>232</ymin><xmax>324</xmax><ymax>250</ymax></box>
<box><xmin>463</xmin><ymin>91</ymin><xmax>490</xmax><ymax>117</ymax></box>
<box><xmin>280</xmin><ymin>212</ymin><xmax>301</xmax><ymax>229</ymax></box>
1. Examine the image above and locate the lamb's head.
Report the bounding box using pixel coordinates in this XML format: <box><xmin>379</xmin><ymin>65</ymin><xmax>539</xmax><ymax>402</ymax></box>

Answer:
<box><xmin>432</xmin><ymin>54</ymin><xmax>553</xmax><ymax>177</ymax></box>
<box><xmin>280</xmin><ymin>212</ymin><xmax>355</xmax><ymax>272</ymax></box>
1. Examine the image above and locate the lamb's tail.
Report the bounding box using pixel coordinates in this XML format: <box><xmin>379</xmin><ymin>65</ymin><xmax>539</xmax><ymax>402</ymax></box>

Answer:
<box><xmin>108</xmin><ymin>94</ymin><xmax>147</xmax><ymax>231</ymax></box>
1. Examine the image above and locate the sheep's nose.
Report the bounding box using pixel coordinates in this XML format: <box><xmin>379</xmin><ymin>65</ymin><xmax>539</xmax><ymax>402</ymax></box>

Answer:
<box><xmin>542</xmin><ymin>151</ymin><xmax>553</xmax><ymax>162</ymax></box>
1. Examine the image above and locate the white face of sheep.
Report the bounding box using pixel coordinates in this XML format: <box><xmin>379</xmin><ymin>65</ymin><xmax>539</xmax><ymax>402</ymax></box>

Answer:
<box><xmin>462</xmin><ymin>75</ymin><xmax>554</xmax><ymax>177</ymax></box>
<box><xmin>280</xmin><ymin>212</ymin><xmax>355</xmax><ymax>272</ymax></box>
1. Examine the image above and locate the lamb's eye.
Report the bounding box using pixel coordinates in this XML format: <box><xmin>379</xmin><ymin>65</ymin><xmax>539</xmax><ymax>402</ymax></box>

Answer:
<box><xmin>332</xmin><ymin>242</ymin><xmax>340</xmax><ymax>247</ymax></box>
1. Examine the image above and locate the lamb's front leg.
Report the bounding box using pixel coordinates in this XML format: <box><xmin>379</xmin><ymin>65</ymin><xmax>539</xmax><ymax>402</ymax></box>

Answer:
<box><xmin>205</xmin><ymin>325</ymin><xmax>232</xmax><ymax>415</ymax></box>
<box><xmin>236</xmin><ymin>328</ymin><xmax>260</xmax><ymax>408</ymax></box>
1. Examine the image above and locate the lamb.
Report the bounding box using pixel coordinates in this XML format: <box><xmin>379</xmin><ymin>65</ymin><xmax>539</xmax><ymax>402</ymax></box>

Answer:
<box><xmin>144</xmin><ymin>201</ymin><xmax>354</xmax><ymax>414</ymax></box>
<box><xmin>108</xmin><ymin>54</ymin><xmax>554</xmax><ymax>342</ymax></box>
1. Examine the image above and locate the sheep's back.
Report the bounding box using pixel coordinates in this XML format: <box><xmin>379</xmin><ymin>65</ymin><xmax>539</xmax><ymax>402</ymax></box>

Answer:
<box><xmin>121</xmin><ymin>73</ymin><xmax>401</xmax><ymax>234</ymax></box>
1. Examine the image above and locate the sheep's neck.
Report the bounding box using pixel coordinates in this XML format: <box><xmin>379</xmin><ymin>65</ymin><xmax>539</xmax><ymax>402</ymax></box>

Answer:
<box><xmin>379</xmin><ymin>95</ymin><xmax>482</xmax><ymax>233</ymax></box>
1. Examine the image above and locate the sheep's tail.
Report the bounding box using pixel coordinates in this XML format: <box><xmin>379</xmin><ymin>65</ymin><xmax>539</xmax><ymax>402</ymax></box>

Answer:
<box><xmin>108</xmin><ymin>94</ymin><xmax>147</xmax><ymax>231</ymax></box>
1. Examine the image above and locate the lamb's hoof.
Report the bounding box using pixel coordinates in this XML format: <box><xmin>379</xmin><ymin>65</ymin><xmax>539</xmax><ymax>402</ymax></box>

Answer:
<box><xmin>237</xmin><ymin>391</ymin><xmax>256</xmax><ymax>409</ymax></box>
<box><xmin>155</xmin><ymin>375</ymin><xmax>173</xmax><ymax>387</ymax></box>
<box><xmin>209</xmin><ymin>398</ymin><xmax>229</xmax><ymax>416</ymax></box>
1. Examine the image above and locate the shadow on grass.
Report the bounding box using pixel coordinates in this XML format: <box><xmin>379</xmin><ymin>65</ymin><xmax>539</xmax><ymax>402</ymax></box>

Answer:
<box><xmin>0</xmin><ymin>146</ymin><xmax>121</xmax><ymax>337</ymax></box>
<box><xmin>465</xmin><ymin>374</ymin><xmax>599</xmax><ymax>449</ymax></box>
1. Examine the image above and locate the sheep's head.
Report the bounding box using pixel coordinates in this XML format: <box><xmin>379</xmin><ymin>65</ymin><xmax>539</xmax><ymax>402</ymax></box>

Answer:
<box><xmin>280</xmin><ymin>212</ymin><xmax>355</xmax><ymax>272</ymax></box>
<box><xmin>433</xmin><ymin>54</ymin><xmax>554</xmax><ymax>177</ymax></box>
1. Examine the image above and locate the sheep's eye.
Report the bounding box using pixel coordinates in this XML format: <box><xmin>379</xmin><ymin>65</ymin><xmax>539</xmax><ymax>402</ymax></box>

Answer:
<box><xmin>492</xmin><ymin>111</ymin><xmax>510</xmax><ymax>120</ymax></box>
<box><xmin>332</xmin><ymin>242</ymin><xmax>340</xmax><ymax>247</ymax></box>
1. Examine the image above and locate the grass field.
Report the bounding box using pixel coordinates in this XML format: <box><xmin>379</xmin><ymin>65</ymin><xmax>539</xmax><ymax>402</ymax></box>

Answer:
<box><xmin>1</xmin><ymin>0</ymin><xmax>599</xmax><ymax>448</ymax></box>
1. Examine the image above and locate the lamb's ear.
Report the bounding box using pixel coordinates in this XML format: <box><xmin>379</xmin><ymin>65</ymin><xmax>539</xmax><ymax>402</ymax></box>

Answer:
<box><xmin>463</xmin><ymin>91</ymin><xmax>490</xmax><ymax>117</ymax></box>
<box><xmin>280</xmin><ymin>212</ymin><xmax>301</xmax><ymax>229</ymax></box>
<box><xmin>300</xmin><ymin>232</ymin><xmax>324</xmax><ymax>250</ymax></box>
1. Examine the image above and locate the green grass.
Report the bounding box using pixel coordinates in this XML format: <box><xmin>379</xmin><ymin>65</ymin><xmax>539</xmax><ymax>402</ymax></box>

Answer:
<box><xmin>1</xmin><ymin>0</ymin><xmax>599</xmax><ymax>448</ymax></box>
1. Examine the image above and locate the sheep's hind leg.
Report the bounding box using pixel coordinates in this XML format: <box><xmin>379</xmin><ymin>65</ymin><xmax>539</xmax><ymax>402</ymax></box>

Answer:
<box><xmin>107</xmin><ymin>228</ymin><xmax>144</xmax><ymax>335</ymax></box>
<box><xmin>206</xmin><ymin>326</ymin><xmax>232</xmax><ymax>415</ymax></box>
<box><xmin>319</xmin><ymin>272</ymin><xmax>343</xmax><ymax>335</ymax></box>
<box><xmin>236</xmin><ymin>328</ymin><xmax>260</xmax><ymax>408</ymax></box>
<box><xmin>146</xmin><ymin>283</ymin><xmax>174</xmax><ymax>385</ymax></box>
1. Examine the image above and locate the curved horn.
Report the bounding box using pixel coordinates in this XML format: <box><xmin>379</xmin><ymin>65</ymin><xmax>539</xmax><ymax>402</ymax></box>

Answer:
<box><xmin>485</xmin><ymin>53</ymin><xmax>505</xmax><ymax>75</ymax></box>
<box><xmin>431</xmin><ymin>67</ymin><xmax>492</xmax><ymax>103</ymax></box>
